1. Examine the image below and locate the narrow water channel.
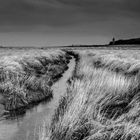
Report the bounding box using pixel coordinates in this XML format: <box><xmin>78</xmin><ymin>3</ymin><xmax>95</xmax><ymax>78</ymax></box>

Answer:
<box><xmin>0</xmin><ymin>58</ymin><xmax>75</xmax><ymax>140</ymax></box>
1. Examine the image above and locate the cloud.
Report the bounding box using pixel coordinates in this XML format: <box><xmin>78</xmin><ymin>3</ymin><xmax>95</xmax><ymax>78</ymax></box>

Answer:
<box><xmin>0</xmin><ymin>0</ymin><xmax>139</xmax><ymax>26</ymax></box>
<box><xmin>0</xmin><ymin>0</ymin><xmax>140</xmax><ymax>36</ymax></box>
<box><xmin>0</xmin><ymin>0</ymin><xmax>83</xmax><ymax>27</ymax></box>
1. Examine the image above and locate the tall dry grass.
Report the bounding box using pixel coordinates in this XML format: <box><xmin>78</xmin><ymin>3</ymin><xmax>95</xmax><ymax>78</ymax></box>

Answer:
<box><xmin>44</xmin><ymin>50</ymin><xmax>140</xmax><ymax>140</ymax></box>
<box><xmin>0</xmin><ymin>49</ymin><xmax>71</xmax><ymax>111</ymax></box>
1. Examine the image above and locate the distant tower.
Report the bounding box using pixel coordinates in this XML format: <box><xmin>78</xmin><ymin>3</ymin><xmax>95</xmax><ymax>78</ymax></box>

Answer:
<box><xmin>112</xmin><ymin>37</ymin><xmax>115</xmax><ymax>45</ymax></box>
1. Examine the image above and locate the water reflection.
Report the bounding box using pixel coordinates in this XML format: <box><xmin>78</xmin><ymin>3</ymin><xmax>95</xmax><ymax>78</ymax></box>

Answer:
<box><xmin>0</xmin><ymin>95</ymin><xmax>53</xmax><ymax>140</ymax></box>
<box><xmin>1</xmin><ymin>94</ymin><xmax>53</xmax><ymax>120</ymax></box>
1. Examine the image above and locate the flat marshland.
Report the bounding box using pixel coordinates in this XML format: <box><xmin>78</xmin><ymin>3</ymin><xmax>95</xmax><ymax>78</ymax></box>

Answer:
<box><xmin>1</xmin><ymin>47</ymin><xmax>140</xmax><ymax>140</ymax></box>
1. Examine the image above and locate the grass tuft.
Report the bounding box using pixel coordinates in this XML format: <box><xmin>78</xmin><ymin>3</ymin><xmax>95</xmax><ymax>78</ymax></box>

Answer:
<box><xmin>0</xmin><ymin>49</ymin><xmax>72</xmax><ymax>111</ymax></box>
<box><xmin>44</xmin><ymin>50</ymin><xmax>140</xmax><ymax>140</ymax></box>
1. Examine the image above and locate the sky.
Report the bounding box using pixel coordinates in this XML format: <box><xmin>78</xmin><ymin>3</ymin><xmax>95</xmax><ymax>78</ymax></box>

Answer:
<box><xmin>0</xmin><ymin>0</ymin><xmax>140</xmax><ymax>47</ymax></box>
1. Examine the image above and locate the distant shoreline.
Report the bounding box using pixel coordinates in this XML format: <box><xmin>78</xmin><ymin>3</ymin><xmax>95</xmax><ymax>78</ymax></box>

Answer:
<box><xmin>0</xmin><ymin>44</ymin><xmax>140</xmax><ymax>50</ymax></box>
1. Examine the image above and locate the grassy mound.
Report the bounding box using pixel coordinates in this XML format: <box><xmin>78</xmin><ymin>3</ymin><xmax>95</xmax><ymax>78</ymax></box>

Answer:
<box><xmin>45</xmin><ymin>50</ymin><xmax>140</xmax><ymax>140</ymax></box>
<box><xmin>0</xmin><ymin>49</ymin><xmax>71</xmax><ymax>111</ymax></box>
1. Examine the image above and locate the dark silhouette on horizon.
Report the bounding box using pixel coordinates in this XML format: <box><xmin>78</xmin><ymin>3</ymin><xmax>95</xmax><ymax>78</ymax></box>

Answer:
<box><xmin>109</xmin><ymin>38</ymin><xmax>140</xmax><ymax>45</ymax></box>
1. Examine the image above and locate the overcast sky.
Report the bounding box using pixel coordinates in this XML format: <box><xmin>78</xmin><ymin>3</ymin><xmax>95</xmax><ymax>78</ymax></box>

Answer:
<box><xmin>0</xmin><ymin>0</ymin><xmax>140</xmax><ymax>46</ymax></box>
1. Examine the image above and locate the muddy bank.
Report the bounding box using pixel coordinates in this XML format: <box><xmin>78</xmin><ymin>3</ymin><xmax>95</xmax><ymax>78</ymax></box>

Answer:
<box><xmin>0</xmin><ymin>57</ymin><xmax>75</xmax><ymax>140</ymax></box>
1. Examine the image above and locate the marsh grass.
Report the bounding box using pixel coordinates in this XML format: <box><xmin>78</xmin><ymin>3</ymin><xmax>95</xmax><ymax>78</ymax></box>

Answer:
<box><xmin>0</xmin><ymin>49</ymin><xmax>71</xmax><ymax>111</ymax></box>
<box><xmin>44</xmin><ymin>50</ymin><xmax>140</xmax><ymax>140</ymax></box>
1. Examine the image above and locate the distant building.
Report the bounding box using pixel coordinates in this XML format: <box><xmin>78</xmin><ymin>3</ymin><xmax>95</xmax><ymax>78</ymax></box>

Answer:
<box><xmin>112</xmin><ymin>37</ymin><xmax>115</xmax><ymax>45</ymax></box>
<box><xmin>109</xmin><ymin>37</ymin><xmax>115</xmax><ymax>45</ymax></box>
